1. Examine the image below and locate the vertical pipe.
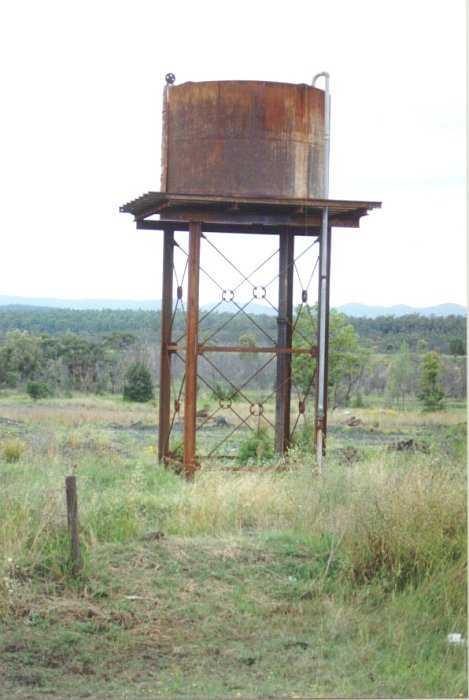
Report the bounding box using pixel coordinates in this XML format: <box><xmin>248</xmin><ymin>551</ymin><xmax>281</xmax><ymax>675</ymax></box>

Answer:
<box><xmin>158</xmin><ymin>226</ymin><xmax>174</xmax><ymax>462</ymax></box>
<box><xmin>324</xmin><ymin>227</ymin><xmax>332</xmax><ymax>436</ymax></box>
<box><xmin>312</xmin><ymin>72</ymin><xmax>331</xmax><ymax>469</ymax></box>
<box><xmin>312</xmin><ymin>72</ymin><xmax>330</xmax><ymax>199</ymax></box>
<box><xmin>315</xmin><ymin>226</ymin><xmax>332</xmax><ymax>460</ymax></box>
<box><xmin>275</xmin><ymin>230</ymin><xmax>294</xmax><ymax>453</ymax></box>
<box><xmin>183</xmin><ymin>221</ymin><xmax>201</xmax><ymax>477</ymax></box>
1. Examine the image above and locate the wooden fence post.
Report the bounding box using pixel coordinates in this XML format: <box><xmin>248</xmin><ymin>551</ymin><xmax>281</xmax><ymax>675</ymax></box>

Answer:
<box><xmin>65</xmin><ymin>475</ymin><xmax>81</xmax><ymax>571</ymax></box>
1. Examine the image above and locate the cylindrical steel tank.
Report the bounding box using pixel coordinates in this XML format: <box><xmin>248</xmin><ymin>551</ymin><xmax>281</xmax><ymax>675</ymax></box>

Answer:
<box><xmin>160</xmin><ymin>80</ymin><xmax>325</xmax><ymax>199</ymax></box>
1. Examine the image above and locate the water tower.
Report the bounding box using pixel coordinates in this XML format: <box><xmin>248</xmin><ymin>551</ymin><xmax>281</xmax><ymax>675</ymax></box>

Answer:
<box><xmin>120</xmin><ymin>75</ymin><xmax>380</xmax><ymax>476</ymax></box>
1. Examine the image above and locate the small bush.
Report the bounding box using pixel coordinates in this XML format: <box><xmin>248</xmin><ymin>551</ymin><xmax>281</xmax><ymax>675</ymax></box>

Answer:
<box><xmin>2</xmin><ymin>372</ymin><xmax>18</xmax><ymax>388</ymax></box>
<box><xmin>1</xmin><ymin>439</ymin><xmax>26</xmax><ymax>463</ymax></box>
<box><xmin>352</xmin><ymin>391</ymin><xmax>365</xmax><ymax>408</ymax></box>
<box><xmin>444</xmin><ymin>422</ymin><xmax>467</xmax><ymax>459</ymax></box>
<box><xmin>123</xmin><ymin>362</ymin><xmax>154</xmax><ymax>403</ymax></box>
<box><xmin>26</xmin><ymin>380</ymin><xmax>50</xmax><ymax>400</ymax></box>
<box><xmin>291</xmin><ymin>422</ymin><xmax>314</xmax><ymax>451</ymax></box>
<box><xmin>238</xmin><ymin>427</ymin><xmax>275</xmax><ymax>465</ymax></box>
<box><xmin>213</xmin><ymin>382</ymin><xmax>238</xmax><ymax>401</ymax></box>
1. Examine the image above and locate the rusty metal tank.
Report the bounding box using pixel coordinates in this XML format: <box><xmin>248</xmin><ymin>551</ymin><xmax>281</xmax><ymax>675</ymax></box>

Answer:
<box><xmin>160</xmin><ymin>80</ymin><xmax>325</xmax><ymax>199</ymax></box>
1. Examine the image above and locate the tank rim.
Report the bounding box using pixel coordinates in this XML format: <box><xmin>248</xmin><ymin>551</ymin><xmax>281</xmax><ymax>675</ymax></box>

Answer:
<box><xmin>169</xmin><ymin>79</ymin><xmax>322</xmax><ymax>91</ymax></box>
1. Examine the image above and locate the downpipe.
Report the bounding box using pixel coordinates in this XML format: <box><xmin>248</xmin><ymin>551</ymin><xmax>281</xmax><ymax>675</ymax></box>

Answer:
<box><xmin>312</xmin><ymin>72</ymin><xmax>331</xmax><ymax>472</ymax></box>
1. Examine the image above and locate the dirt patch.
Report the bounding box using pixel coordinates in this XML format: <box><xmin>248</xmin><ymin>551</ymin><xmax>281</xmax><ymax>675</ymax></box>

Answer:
<box><xmin>388</xmin><ymin>438</ymin><xmax>429</xmax><ymax>453</ymax></box>
<box><xmin>0</xmin><ymin>416</ymin><xmax>23</xmax><ymax>426</ymax></box>
<box><xmin>328</xmin><ymin>425</ymin><xmax>405</xmax><ymax>445</ymax></box>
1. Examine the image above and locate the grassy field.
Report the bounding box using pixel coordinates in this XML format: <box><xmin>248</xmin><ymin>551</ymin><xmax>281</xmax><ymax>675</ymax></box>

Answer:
<box><xmin>0</xmin><ymin>392</ymin><xmax>467</xmax><ymax>698</ymax></box>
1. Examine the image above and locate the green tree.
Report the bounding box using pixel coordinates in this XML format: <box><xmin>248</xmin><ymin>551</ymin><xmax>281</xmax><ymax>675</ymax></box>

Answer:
<box><xmin>293</xmin><ymin>306</ymin><xmax>368</xmax><ymax>408</ymax></box>
<box><xmin>388</xmin><ymin>340</ymin><xmax>412</xmax><ymax>408</ymax></box>
<box><xmin>418</xmin><ymin>351</ymin><xmax>445</xmax><ymax>411</ymax></box>
<box><xmin>449</xmin><ymin>337</ymin><xmax>466</xmax><ymax>356</ymax></box>
<box><xmin>123</xmin><ymin>362</ymin><xmax>154</xmax><ymax>402</ymax></box>
<box><xmin>26</xmin><ymin>380</ymin><xmax>50</xmax><ymax>400</ymax></box>
<box><xmin>59</xmin><ymin>333</ymin><xmax>110</xmax><ymax>392</ymax></box>
<box><xmin>101</xmin><ymin>332</ymin><xmax>137</xmax><ymax>393</ymax></box>
<box><xmin>238</xmin><ymin>332</ymin><xmax>258</xmax><ymax>362</ymax></box>
<box><xmin>0</xmin><ymin>330</ymin><xmax>44</xmax><ymax>386</ymax></box>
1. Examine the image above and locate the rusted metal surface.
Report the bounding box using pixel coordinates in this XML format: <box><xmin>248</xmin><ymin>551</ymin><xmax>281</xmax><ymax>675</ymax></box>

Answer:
<box><xmin>158</xmin><ymin>227</ymin><xmax>174</xmax><ymax>462</ymax></box>
<box><xmin>160</xmin><ymin>81</ymin><xmax>325</xmax><ymax>199</ymax></box>
<box><xmin>159</xmin><ymin>86</ymin><xmax>169</xmax><ymax>199</ymax></box>
<box><xmin>275</xmin><ymin>232</ymin><xmax>294</xmax><ymax>453</ymax></box>
<box><xmin>183</xmin><ymin>221</ymin><xmax>201</xmax><ymax>477</ymax></box>
<box><xmin>170</xmin><ymin>345</ymin><xmax>317</xmax><ymax>355</ymax></box>
<box><xmin>119</xmin><ymin>194</ymin><xmax>378</xmax><ymax>472</ymax></box>
<box><xmin>120</xmin><ymin>192</ymin><xmax>381</xmax><ymax>231</ymax></box>
<box><xmin>120</xmin><ymin>79</ymin><xmax>381</xmax><ymax>472</ymax></box>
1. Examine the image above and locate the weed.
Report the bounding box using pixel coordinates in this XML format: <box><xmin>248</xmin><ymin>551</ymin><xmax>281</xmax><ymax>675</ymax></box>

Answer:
<box><xmin>444</xmin><ymin>422</ymin><xmax>467</xmax><ymax>459</ymax></box>
<box><xmin>0</xmin><ymin>394</ymin><xmax>466</xmax><ymax>698</ymax></box>
<box><xmin>212</xmin><ymin>381</ymin><xmax>238</xmax><ymax>401</ymax></box>
<box><xmin>1</xmin><ymin>438</ymin><xmax>26</xmax><ymax>463</ymax></box>
<box><xmin>338</xmin><ymin>459</ymin><xmax>467</xmax><ymax>590</ymax></box>
<box><xmin>238</xmin><ymin>426</ymin><xmax>275</xmax><ymax>465</ymax></box>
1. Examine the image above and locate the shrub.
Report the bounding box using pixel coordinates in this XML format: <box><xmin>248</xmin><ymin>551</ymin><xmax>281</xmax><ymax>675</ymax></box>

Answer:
<box><xmin>444</xmin><ymin>422</ymin><xmax>467</xmax><ymax>460</ymax></box>
<box><xmin>213</xmin><ymin>382</ymin><xmax>238</xmax><ymax>401</ymax></box>
<box><xmin>0</xmin><ymin>371</ymin><xmax>19</xmax><ymax>388</ymax></box>
<box><xmin>449</xmin><ymin>336</ymin><xmax>466</xmax><ymax>356</ymax></box>
<box><xmin>123</xmin><ymin>362</ymin><xmax>154</xmax><ymax>402</ymax></box>
<box><xmin>418</xmin><ymin>351</ymin><xmax>445</xmax><ymax>411</ymax></box>
<box><xmin>26</xmin><ymin>380</ymin><xmax>50</xmax><ymax>400</ymax></box>
<box><xmin>1</xmin><ymin>439</ymin><xmax>26</xmax><ymax>463</ymax></box>
<box><xmin>238</xmin><ymin>427</ymin><xmax>275</xmax><ymax>465</ymax></box>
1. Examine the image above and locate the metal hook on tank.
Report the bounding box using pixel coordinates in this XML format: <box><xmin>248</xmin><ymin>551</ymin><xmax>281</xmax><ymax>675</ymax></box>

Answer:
<box><xmin>312</xmin><ymin>71</ymin><xmax>329</xmax><ymax>87</ymax></box>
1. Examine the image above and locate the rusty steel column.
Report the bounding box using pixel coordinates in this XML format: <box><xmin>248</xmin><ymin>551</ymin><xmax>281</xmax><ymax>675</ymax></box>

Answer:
<box><xmin>158</xmin><ymin>226</ymin><xmax>174</xmax><ymax>462</ymax></box>
<box><xmin>183</xmin><ymin>221</ymin><xmax>201</xmax><ymax>477</ymax></box>
<box><xmin>315</xmin><ymin>224</ymin><xmax>332</xmax><ymax>461</ymax></box>
<box><xmin>275</xmin><ymin>230</ymin><xmax>294</xmax><ymax>453</ymax></box>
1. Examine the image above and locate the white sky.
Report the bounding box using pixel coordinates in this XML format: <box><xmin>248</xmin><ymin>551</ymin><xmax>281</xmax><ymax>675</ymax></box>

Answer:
<box><xmin>0</xmin><ymin>0</ymin><xmax>466</xmax><ymax>308</ymax></box>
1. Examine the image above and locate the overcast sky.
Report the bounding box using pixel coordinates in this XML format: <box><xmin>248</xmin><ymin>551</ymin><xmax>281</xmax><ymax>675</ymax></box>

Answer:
<box><xmin>0</xmin><ymin>0</ymin><xmax>466</xmax><ymax>308</ymax></box>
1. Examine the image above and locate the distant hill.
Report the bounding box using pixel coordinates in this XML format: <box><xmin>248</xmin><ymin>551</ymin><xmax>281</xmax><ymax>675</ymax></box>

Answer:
<box><xmin>200</xmin><ymin>301</ymin><xmax>277</xmax><ymax>316</ymax></box>
<box><xmin>0</xmin><ymin>295</ymin><xmax>162</xmax><ymax>311</ymax></box>
<box><xmin>0</xmin><ymin>296</ymin><xmax>466</xmax><ymax>318</ymax></box>
<box><xmin>335</xmin><ymin>303</ymin><xmax>466</xmax><ymax>318</ymax></box>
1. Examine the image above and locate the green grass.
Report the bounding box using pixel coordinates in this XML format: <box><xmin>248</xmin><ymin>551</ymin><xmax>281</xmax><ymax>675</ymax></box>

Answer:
<box><xmin>1</xmin><ymin>534</ymin><xmax>466</xmax><ymax>698</ymax></box>
<box><xmin>0</xmin><ymin>394</ymin><xmax>466</xmax><ymax>698</ymax></box>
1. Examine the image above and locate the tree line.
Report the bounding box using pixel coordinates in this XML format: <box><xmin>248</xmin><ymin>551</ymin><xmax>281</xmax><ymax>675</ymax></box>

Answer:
<box><xmin>0</xmin><ymin>305</ymin><xmax>465</xmax><ymax>406</ymax></box>
<box><xmin>0</xmin><ymin>306</ymin><xmax>465</xmax><ymax>355</ymax></box>
<box><xmin>348</xmin><ymin>313</ymin><xmax>466</xmax><ymax>355</ymax></box>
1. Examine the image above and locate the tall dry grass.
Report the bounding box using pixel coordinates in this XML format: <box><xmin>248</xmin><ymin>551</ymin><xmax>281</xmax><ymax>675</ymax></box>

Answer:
<box><xmin>330</xmin><ymin>406</ymin><xmax>466</xmax><ymax>431</ymax></box>
<box><xmin>0</xmin><ymin>395</ymin><xmax>157</xmax><ymax>425</ymax></box>
<box><xmin>0</xmin><ymin>392</ymin><xmax>466</xmax><ymax>600</ymax></box>
<box><xmin>171</xmin><ymin>449</ymin><xmax>466</xmax><ymax>591</ymax></box>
